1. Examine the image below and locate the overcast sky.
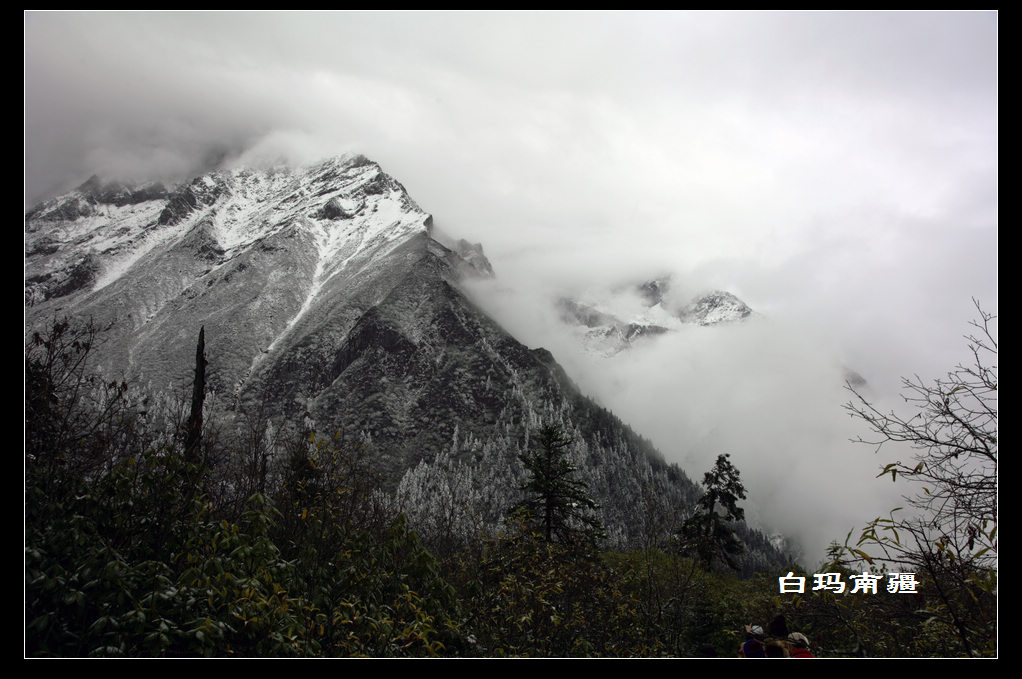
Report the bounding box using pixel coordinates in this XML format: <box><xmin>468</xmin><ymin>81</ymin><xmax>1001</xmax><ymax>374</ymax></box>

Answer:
<box><xmin>25</xmin><ymin>11</ymin><xmax>997</xmax><ymax>565</ymax></box>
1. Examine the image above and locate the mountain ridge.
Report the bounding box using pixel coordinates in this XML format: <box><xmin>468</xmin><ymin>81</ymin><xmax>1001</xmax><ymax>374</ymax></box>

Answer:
<box><xmin>24</xmin><ymin>154</ymin><xmax>794</xmax><ymax>566</ymax></box>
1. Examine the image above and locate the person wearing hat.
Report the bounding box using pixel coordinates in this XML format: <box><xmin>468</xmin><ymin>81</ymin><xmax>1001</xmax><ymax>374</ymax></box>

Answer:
<box><xmin>787</xmin><ymin>632</ymin><xmax>814</xmax><ymax>658</ymax></box>
<box><xmin>739</xmin><ymin>624</ymin><xmax>766</xmax><ymax>657</ymax></box>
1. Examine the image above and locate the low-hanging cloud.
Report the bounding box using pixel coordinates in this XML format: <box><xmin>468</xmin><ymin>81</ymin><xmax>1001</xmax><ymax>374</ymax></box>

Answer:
<box><xmin>464</xmin><ymin>272</ymin><xmax>917</xmax><ymax>565</ymax></box>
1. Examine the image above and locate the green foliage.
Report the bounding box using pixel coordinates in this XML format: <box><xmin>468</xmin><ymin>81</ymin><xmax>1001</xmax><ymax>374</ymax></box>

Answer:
<box><xmin>26</xmin><ymin>431</ymin><xmax>465</xmax><ymax>657</ymax></box>
<box><xmin>26</xmin><ymin>448</ymin><xmax>306</xmax><ymax>657</ymax></box>
<box><xmin>454</xmin><ymin>519</ymin><xmax>659</xmax><ymax>657</ymax></box>
<box><xmin>602</xmin><ymin>548</ymin><xmax>699</xmax><ymax>655</ymax></box>
<box><xmin>269</xmin><ymin>434</ymin><xmax>465</xmax><ymax>656</ymax></box>
<box><xmin>25</xmin><ymin>319</ymin><xmax>464</xmax><ymax>657</ymax></box>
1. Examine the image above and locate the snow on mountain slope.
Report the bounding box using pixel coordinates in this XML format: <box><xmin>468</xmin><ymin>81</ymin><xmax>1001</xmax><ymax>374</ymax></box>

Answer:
<box><xmin>26</xmin><ymin>155</ymin><xmax>431</xmax><ymax>305</ymax></box>
<box><xmin>24</xmin><ymin>154</ymin><xmax>477</xmax><ymax>397</ymax></box>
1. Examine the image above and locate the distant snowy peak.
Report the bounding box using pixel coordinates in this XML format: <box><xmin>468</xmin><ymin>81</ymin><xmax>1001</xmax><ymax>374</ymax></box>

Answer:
<box><xmin>555</xmin><ymin>297</ymin><xmax>669</xmax><ymax>357</ymax></box>
<box><xmin>557</xmin><ymin>278</ymin><xmax>755</xmax><ymax>357</ymax></box>
<box><xmin>676</xmin><ymin>290</ymin><xmax>753</xmax><ymax>326</ymax></box>
<box><xmin>628</xmin><ymin>275</ymin><xmax>755</xmax><ymax>326</ymax></box>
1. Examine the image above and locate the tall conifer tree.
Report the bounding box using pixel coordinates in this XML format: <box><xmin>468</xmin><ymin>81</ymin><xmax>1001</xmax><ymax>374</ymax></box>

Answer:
<box><xmin>515</xmin><ymin>423</ymin><xmax>604</xmax><ymax>544</ymax></box>
<box><xmin>680</xmin><ymin>453</ymin><xmax>746</xmax><ymax>570</ymax></box>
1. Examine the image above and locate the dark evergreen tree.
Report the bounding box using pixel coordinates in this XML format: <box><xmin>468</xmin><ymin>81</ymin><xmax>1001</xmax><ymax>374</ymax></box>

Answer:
<box><xmin>184</xmin><ymin>326</ymin><xmax>206</xmax><ymax>465</ymax></box>
<box><xmin>514</xmin><ymin>423</ymin><xmax>604</xmax><ymax>545</ymax></box>
<box><xmin>679</xmin><ymin>453</ymin><xmax>746</xmax><ymax>570</ymax></box>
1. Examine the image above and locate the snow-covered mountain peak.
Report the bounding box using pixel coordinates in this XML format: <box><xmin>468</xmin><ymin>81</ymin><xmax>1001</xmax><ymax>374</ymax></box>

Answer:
<box><xmin>676</xmin><ymin>290</ymin><xmax>753</xmax><ymax>326</ymax></box>
<box><xmin>25</xmin><ymin>155</ymin><xmax>438</xmax><ymax>306</ymax></box>
<box><xmin>24</xmin><ymin>151</ymin><xmax>500</xmax><ymax>412</ymax></box>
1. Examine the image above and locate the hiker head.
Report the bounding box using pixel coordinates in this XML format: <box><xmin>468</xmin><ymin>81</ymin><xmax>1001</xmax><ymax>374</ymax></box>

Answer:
<box><xmin>788</xmin><ymin>632</ymin><xmax>810</xmax><ymax>649</ymax></box>
<box><xmin>767</xmin><ymin>614</ymin><xmax>789</xmax><ymax>638</ymax></box>
<box><xmin>741</xmin><ymin>638</ymin><xmax>766</xmax><ymax>657</ymax></box>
